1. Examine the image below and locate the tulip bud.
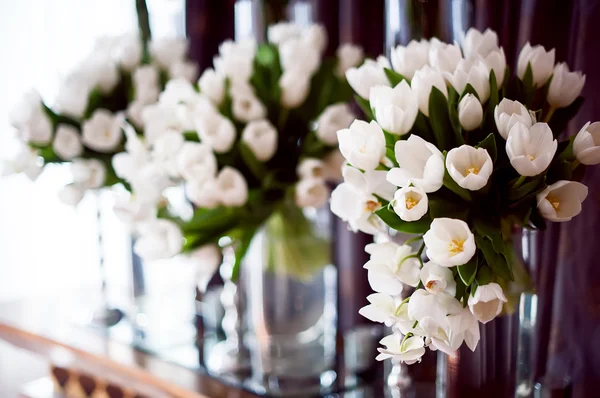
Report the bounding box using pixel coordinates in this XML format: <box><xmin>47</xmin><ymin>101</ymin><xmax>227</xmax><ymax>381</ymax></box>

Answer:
<box><xmin>336</xmin><ymin>43</ymin><xmax>364</xmax><ymax>77</ymax></box>
<box><xmin>198</xmin><ymin>68</ymin><xmax>225</xmax><ymax>105</ymax></box>
<box><xmin>390</xmin><ymin>39</ymin><xmax>430</xmax><ymax>80</ymax></box>
<box><xmin>345</xmin><ymin>57</ymin><xmax>390</xmax><ymax>99</ymax></box>
<box><xmin>297</xmin><ymin>158</ymin><xmax>326</xmax><ymax>180</ymax></box>
<box><xmin>411</xmin><ymin>65</ymin><xmax>448</xmax><ymax>117</ymax></box>
<box><xmin>461</xmin><ymin>28</ymin><xmax>499</xmax><ymax>59</ymax></box>
<box><xmin>53</xmin><ymin>125</ymin><xmax>83</xmax><ymax>160</ymax></box>
<box><xmin>241</xmin><ymin>119</ymin><xmax>278</xmax><ymax>162</ymax></box>
<box><xmin>506</xmin><ymin>123</ymin><xmax>557</xmax><ymax>177</ymax></box>
<box><xmin>58</xmin><ymin>184</ymin><xmax>85</xmax><ymax>206</ymax></box>
<box><xmin>517</xmin><ymin>42</ymin><xmax>555</xmax><ymax>87</ymax></box>
<box><xmin>547</xmin><ymin>62</ymin><xmax>585</xmax><ymax>109</ymax></box>
<box><xmin>458</xmin><ymin>94</ymin><xmax>483</xmax><ymax>131</ymax></box>
<box><xmin>337</xmin><ymin>120</ymin><xmax>386</xmax><ymax>171</ymax></box>
<box><xmin>279</xmin><ymin>71</ymin><xmax>311</xmax><ymax>109</ymax></box>
<box><xmin>134</xmin><ymin>219</ymin><xmax>184</xmax><ymax>261</ymax></box>
<box><xmin>573</xmin><ymin>121</ymin><xmax>600</xmax><ymax>165</ymax></box>
<box><xmin>295</xmin><ymin>178</ymin><xmax>329</xmax><ymax>208</ymax></box>
<box><xmin>215</xmin><ymin>167</ymin><xmax>248</xmax><ymax>207</ymax></box>
<box><xmin>71</xmin><ymin>158</ymin><xmax>106</xmax><ymax>189</ymax></box>
<box><xmin>194</xmin><ymin>110</ymin><xmax>237</xmax><ymax>154</ymax></box>
<box><xmin>494</xmin><ymin>98</ymin><xmax>534</xmax><ymax>140</ymax></box>
<box><xmin>429</xmin><ymin>40</ymin><xmax>462</xmax><ymax>73</ymax></box>
<box><xmin>468</xmin><ymin>283</ymin><xmax>507</xmax><ymax>324</ymax></box>
<box><xmin>316</xmin><ymin>103</ymin><xmax>355</xmax><ymax>145</ymax></box>
<box><xmin>370</xmin><ymin>80</ymin><xmax>419</xmax><ymax>136</ymax></box>
<box><xmin>536</xmin><ymin>180</ymin><xmax>588</xmax><ymax>222</ymax></box>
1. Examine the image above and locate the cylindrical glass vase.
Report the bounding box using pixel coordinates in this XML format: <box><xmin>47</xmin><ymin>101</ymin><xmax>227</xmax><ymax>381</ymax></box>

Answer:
<box><xmin>244</xmin><ymin>204</ymin><xmax>337</xmax><ymax>396</ymax></box>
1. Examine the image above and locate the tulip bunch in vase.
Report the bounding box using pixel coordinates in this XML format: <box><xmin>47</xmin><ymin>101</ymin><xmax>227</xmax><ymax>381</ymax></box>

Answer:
<box><xmin>3</xmin><ymin>32</ymin><xmax>197</xmax><ymax>327</ymax></box>
<box><xmin>332</xmin><ymin>28</ymin><xmax>596</xmax><ymax>396</ymax></box>
<box><xmin>121</xmin><ymin>23</ymin><xmax>362</xmax><ymax>393</ymax></box>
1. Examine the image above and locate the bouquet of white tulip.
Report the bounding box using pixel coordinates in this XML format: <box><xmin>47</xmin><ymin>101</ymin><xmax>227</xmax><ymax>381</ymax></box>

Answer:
<box><xmin>123</xmin><ymin>22</ymin><xmax>363</xmax><ymax>281</ymax></box>
<box><xmin>3</xmin><ymin>32</ymin><xmax>196</xmax><ymax>205</ymax></box>
<box><xmin>332</xmin><ymin>28</ymin><xmax>598</xmax><ymax>364</ymax></box>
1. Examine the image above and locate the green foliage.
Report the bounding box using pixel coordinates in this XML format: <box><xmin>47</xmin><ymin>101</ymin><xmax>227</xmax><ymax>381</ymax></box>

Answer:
<box><xmin>355</xmin><ymin>94</ymin><xmax>374</xmax><ymax>121</ymax></box>
<box><xmin>384</xmin><ymin>68</ymin><xmax>406</xmax><ymax>86</ymax></box>
<box><xmin>458</xmin><ymin>253</ymin><xmax>478</xmax><ymax>286</ymax></box>
<box><xmin>375</xmin><ymin>206</ymin><xmax>432</xmax><ymax>234</ymax></box>
<box><xmin>428</xmin><ymin>87</ymin><xmax>454</xmax><ymax>151</ymax></box>
<box><xmin>476</xmin><ymin>133</ymin><xmax>497</xmax><ymax>163</ymax></box>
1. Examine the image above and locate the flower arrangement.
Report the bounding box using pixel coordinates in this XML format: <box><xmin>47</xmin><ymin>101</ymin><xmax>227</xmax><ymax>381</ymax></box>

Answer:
<box><xmin>332</xmin><ymin>28</ymin><xmax>597</xmax><ymax>363</ymax></box>
<box><xmin>3</xmin><ymin>32</ymin><xmax>196</xmax><ymax>205</ymax></box>
<box><xmin>118</xmin><ymin>22</ymin><xmax>363</xmax><ymax>281</ymax></box>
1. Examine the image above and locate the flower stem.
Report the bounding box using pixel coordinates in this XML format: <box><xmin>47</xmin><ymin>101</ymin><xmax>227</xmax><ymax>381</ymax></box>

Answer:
<box><xmin>512</xmin><ymin>175</ymin><xmax>527</xmax><ymax>189</ymax></box>
<box><xmin>404</xmin><ymin>235</ymin><xmax>423</xmax><ymax>245</ymax></box>
<box><xmin>544</xmin><ymin>106</ymin><xmax>556</xmax><ymax>123</ymax></box>
<box><xmin>572</xmin><ymin>160</ymin><xmax>581</xmax><ymax>170</ymax></box>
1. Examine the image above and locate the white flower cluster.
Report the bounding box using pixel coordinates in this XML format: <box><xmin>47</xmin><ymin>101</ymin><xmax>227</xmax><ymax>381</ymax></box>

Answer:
<box><xmin>121</xmin><ymin>23</ymin><xmax>361</xmax><ymax>266</ymax></box>
<box><xmin>3</xmin><ymin>33</ymin><xmax>196</xmax><ymax>205</ymax></box>
<box><xmin>332</xmin><ymin>28</ymin><xmax>598</xmax><ymax>364</ymax></box>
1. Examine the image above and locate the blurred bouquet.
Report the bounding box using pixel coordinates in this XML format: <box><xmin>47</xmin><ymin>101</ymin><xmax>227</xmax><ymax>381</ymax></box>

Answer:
<box><xmin>118</xmin><ymin>22</ymin><xmax>363</xmax><ymax>281</ymax></box>
<box><xmin>3</xmin><ymin>32</ymin><xmax>196</xmax><ymax>205</ymax></box>
<box><xmin>332</xmin><ymin>28</ymin><xmax>597</xmax><ymax>364</ymax></box>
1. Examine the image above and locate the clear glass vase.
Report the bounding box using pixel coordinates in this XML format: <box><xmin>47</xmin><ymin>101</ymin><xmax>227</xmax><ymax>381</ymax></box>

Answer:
<box><xmin>244</xmin><ymin>203</ymin><xmax>337</xmax><ymax>396</ymax></box>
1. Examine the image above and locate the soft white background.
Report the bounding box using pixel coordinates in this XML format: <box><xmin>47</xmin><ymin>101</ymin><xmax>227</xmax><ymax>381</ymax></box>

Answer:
<box><xmin>0</xmin><ymin>0</ymin><xmax>187</xmax><ymax>303</ymax></box>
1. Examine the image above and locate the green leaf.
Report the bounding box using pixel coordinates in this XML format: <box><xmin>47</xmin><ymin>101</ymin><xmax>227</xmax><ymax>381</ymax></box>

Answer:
<box><xmin>239</xmin><ymin>142</ymin><xmax>266</xmax><ymax>179</ymax></box>
<box><xmin>457</xmin><ymin>254</ymin><xmax>478</xmax><ymax>286</ymax></box>
<box><xmin>428</xmin><ymin>87</ymin><xmax>454</xmax><ymax>151</ymax></box>
<box><xmin>385</xmin><ymin>147</ymin><xmax>399</xmax><ymax>167</ymax></box>
<box><xmin>182</xmin><ymin>130</ymin><xmax>200</xmax><ymax>142</ymax></box>
<box><xmin>255</xmin><ymin>44</ymin><xmax>276</xmax><ymax>66</ymax></box>
<box><xmin>384</xmin><ymin>68</ymin><xmax>406</xmax><ymax>86</ymax></box>
<box><xmin>475</xmin><ymin>235</ymin><xmax>513</xmax><ymax>281</ymax></box>
<box><xmin>476</xmin><ymin>133</ymin><xmax>497</xmax><ymax>163</ymax></box>
<box><xmin>384</xmin><ymin>130</ymin><xmax>399</xmax><ymax>147</ymax></box>
<box><xmin>475</xmin><ymin>262</ymin><xmax>493</xmax><ymax>286</ymax></box>
<box><xmin>556</xmin><ymin>136</ymin><xmax>575</xmax><ymax>161</ymax></box>
<box><xmin>460</xmin><ymin>83</ymin><xmax>480</xmax><ymax>101</ymax></box>
<box><xmin>507</xmin><ymin>175</ymin><xmax>546</xmax><ymax>202</ymax></box>
<box><xmin>375</xmin><ymin>206</ymin><xmax>432</xmax><ymax>234</ymax></box>
<box><xmin>428</xmin><ymin>197</ymin><xmax>469</xmax><ymax>221</ymax></box>
<box><xmin>546</xmin><ymin>160</ymin><xmax>573</xmax><ymax>185</ymax></box>
<box><xmin>182</xmin><ymin>207</ymin><xmax>239</xmax><ymax>233</ymax></box>
<box><xmin>483</xmin><ymin>71</ymin><xmax>499</xmax><ymax>134</ymax></box>
<box><xmin>231</xmin><ymin>227</ymin><xmax>257</xmax><ymax>282</ymax></box>
<box><xmin>354</xmin><ymin>94</ymin><xmax>374</xmax><ymax>121</ymax></box>
<box><xmin>473</xmin><ymin>219</ymin><xmax>506</xmax><ymax>254</ymax></box>
<box><xmin>522</xmin><ymin>63</ymin><xmax>534</xmax><ymax>89</ymax></box>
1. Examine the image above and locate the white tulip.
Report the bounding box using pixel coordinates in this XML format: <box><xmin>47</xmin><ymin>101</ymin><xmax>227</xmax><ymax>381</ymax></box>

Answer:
<box><xmin>429</xmin><ymin>41</ymin><xmax>462</xmax><ymax>73</ymax></box>
<box><xmin>9</xmin><ymin>90</ymin><xmax>53</xmax><ymax>145</ymax></box>
<box><xmin>176</xmin><ymin>142</ymin><xmax>217</xmax><ymax>184</ymax></box>
<box><xmin>194</xmin><ymin>110</ymin><xmax>236</xmax><ymax>154</ymax></box>
<box><xmin>387</xmin><ymin>135</ymin><xmax>444</xmax><ymax>193</ymax></box>
<box><xmin>159</xmin><ymin>78</ymin><xmax>201</xmax><ymax>107</ymax></box>
<box><xmin>390</xmin><ymin>39</ymin><xmax>430</xmax><ymax>80</ymax></box>
<box><xmin>536</xmin><ymin>180</ymin><xmax>588</xmax><ymax>222</ymax></box>
<box><xmin>187</xmin><ymin>178</ymin><xmax>220</xmax><ymax>209</ymax></box>
<box><xmin>423</xmin><ymin>218</ymin><xmax>476</xmax><ymax>267</ymax></box>
<box><xmin>445</xmin><ymin>303</ymin><xmax>481</xmax><ymax>351</ymax></box>
<box><xmin>149</xmin><ymin>37</ymin><xmax>188</xmax><ymax>70</ymax></box>
<box><xmin>297</xmin><ymin>158</ymin><xmax>326</xmax><ymax>180</ymax></box>
<box><xmin>215</xmin><ymin>167</ymin><xmax>248</xmax><ymax>207</ymax></box>
<box><xmin>316</xmin><ymin>103</ymin><xmax>355</xmax><ymax>145</ymax></box>
<box><xmin>346</xmin><ymin>58</ymin><xmax>390</xmax><ymax>99</ymax></box>
<box><xmin>189</xmin><ymin>244</ymin><xmax>222</xmax><ymax>292</ymax></box>
<box><xmin>376</xmin><ymin>334</ymin><xmax>425</xmax><ymax>364</ymax></box>
<box><xmin>53</xmin><ymin>78</ymin><xmax>90</xmax><ymax>119</ymax></box>
<box><xmin>444</xmin><ymin>59</ymin><xmax>490</xmax><ymax>102</ymax></box>
<box><xmin>152</xmin><ymin>132</ymin><xmax>185</xmax><ymax>178</ymax></box>
<box><xmin>337</xmin><ymin>120</ymin><xmax>386</xmax><ymax>171</ymax></box>
<box><xmin>420</xmin><ymin>261</ymin><xmax>456</xmax><ymax>295</ymax></box>
<box><xmin>295</xmin><ymin>178</ymin><xmax>330</xmax><ymax>208</ymax></box>
<box><xmin>446</xmin><ymin>145</ymin><xmax>493</xmax><ymax>191</ymax></box>
<box><xmin>411</xmin><ymin>65</ymin><xmax>448</xmax><ymax>116</ymax></box>
<box><xmin>213</xmin><ymin>39</ymin><xmax>256</xmax><ymax>84</ymax></box>
<box><xmin>1</xmin><ymin>143</ymin><xmax>42</xmax><ymax>181</ymax></box>
<box><xmin>111</xmin><ymin>123</ymin><xmax>149</xmax><ymax>181</ymax></box>
<box><xmin>392</xmin><ymin>186</ymin><xmax>428</xmax><ymax>221</ymax></box>
<box><xmin>267</xmin><ymin>22</ymin><xmax>302</xmax><ymax>45</ymax></box>
<box><xmin>242</xmin><ymin>119</ymin><xmax>278</xmax><ymax>162</ymax></box>
<box><xmin>461</xmin><ymin>28</ymin><xmax>499</xmax><ymax>59</ymax></box>
<box><xmin>198</xmin><ymin>68</ymin><xmax>225</xmax><ymax>105</ymax></box>
<box><xmin>113</xmin><ymin>195</ymin><xmax>156</xmax><ymax>225</ymax></box>
<box><xmin>280</xmin><ymin>37</ymin><xmax>321</xmax><ymax>76</ymax></box>
<box><xmin>114</xmin><ymin>33</ymin><xmax>142</xmax><ymax>71</ymax></box>
<box><xmin>134</xmin><ymin>219</ymin><xmax>184</xmax><ymax>260</ymax></box>
<box><xmin>547</xmin><ymin>63</ymin><xmax>586</xmax><ymax>109</ymax></box>
<box><xmin>336</xmin><ymin>43</ymin><xmax>364</xmax><ymax>77</ymax></box>
<box><xmin>458</xmin><ymin>94</ymin><xmax>483</xmax><ymax>131</ymax></box>
<box><xmin>169</xmin><ymin>60</ymin><xmax>198</xmax><ymax>83</ymax></box>
<box><xmin>231</xmin><ymin>86</ymin><xmax>267</xmax><ymax>122</ymax></box>
<box><xmin>331</xmin><ymin>166</ymin><xmax>395</xmax><ymax>234</ymax></box>
<box><xmin>58</xmin><ymin>184</ymin><xmax>85</xmax><ymax>206</ymax></box>
<box><xmin>78</xmin><ymin>53</ymin><xmax>119</xmax><ymax>94</ymax></box>
<box><xmin>517</xmin><ymin>42</ymin><xmax>555</xmax><ymax>87</ymax></box>
<box><xmin>53</xmin><ymin>125</ymin><xmax>83</xmax><ymax>160</ymax></box>
<box><xmin>133</xmin><ymin>65</ymin><xmax>160</xmax><ymax>104</ymax></box>
<box><xmin>279</xmin><ymin>70</ymin><xmax>311</xmax><ymax>109</ymax></box>
<box><xmin>129</xmin><ymin>162</ymin><xmax>174</xmax><ymax>204</ymax></box>
<box><xmin>506</xmin><ymin>122</ymin><xmax>557</xmax><ymax>177</ymax></box>
<box><xmin>494</xmin><ymin>98</ymin><xmax>535</xmax><ymax>139</ymax></box>
<box><xmin>81</xmin><ymin>109</ymin><xmax>124</xmax><ymax>153</ymax></box>
<box><xmin>370</xmin><ymin>80</ymin><xmax>419</xmax><ymax>136</ymax></box>
<box><xmin>142</xmin><ymin>104</ymin><xmax>187</xmax><ymax>144</ymax></box>
<box><xmin>573</xmin><ymin>121</ymin><xmax>600</xmax><ymax>165</ymax></box>
<box><xmin>359</xmin><ymin>293</ymin><xmax>401</xmax><ymax>326</ymax></box>
<box><xmin>305</xmin><ymin>24</ymin><xmax>328</xmax><ymax>54</ymax></box>
<box><xmin>71</xmin><ymin>158</ymin><xmax>106</xmax><ymax>189</ymax></box>
<box><xmin>468</xmin><ymin>282</ymin><xmax>507</xmax><ymax>323</ymax></box>
<box><xmin>483</xmin><ymin>48</ymin><xmax>507</xmax><ymax>85</ymax></box>
<box><xmin>364</xmin><ymin>242</ymin><xmax>421</xmax><ymax>295</ymax></box>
